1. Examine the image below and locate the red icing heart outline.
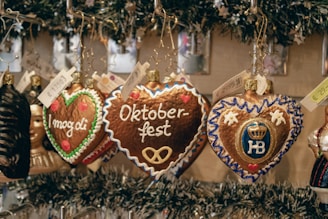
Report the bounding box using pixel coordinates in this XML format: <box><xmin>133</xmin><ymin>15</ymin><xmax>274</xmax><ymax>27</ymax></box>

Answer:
<box><xmin>248</xmin><ymin>163</ymin><xmax>259</xmax><ymax>172</ymax></box>
<box><xmin>130</xmin><ymin>91</ymin><xmax>140</xmax><ymax>99</ymax></box>
<box><xmin>180</xmin><ymin>94</ymin><xmax>191</xmax><ymax>103</ymax></box>
<box><xmin>50</xmin><ymin>100</ymin><xmax>60</xmax><ymax>112</ymax></box>
<box><xmin>78</xmin><ymin>102</ymin><xmax>88</xmax><ymax>111</ymax></box>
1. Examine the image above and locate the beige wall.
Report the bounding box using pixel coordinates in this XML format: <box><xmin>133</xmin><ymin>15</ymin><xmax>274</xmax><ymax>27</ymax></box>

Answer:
<box><xmin>30</xmin><ymin>31</ymin><xmax>327</xmax><ymax>187</ymax></box>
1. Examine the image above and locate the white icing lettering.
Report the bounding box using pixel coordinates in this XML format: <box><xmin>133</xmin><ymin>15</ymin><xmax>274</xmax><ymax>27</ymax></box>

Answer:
<box><xmin>119</xmin><ymin>103</ymin><xmax>189</xmax><ymax>143</ymax></box>
<box><xmin>167</xmin><ymin>108</ymin><xmax>176</xmax><ymax>119</ymax></box>
<box><xmin>138</xmin><ymin>120</ymin><xmax>172</xmax><ymax>143</ymax></box>
<box><xmin>48</xmin><ymin>114</ymin><xmax>88</xmax><ymax>138</ymax></box>
<box><xmin>131</xmin><ymin>104</ymin><xmax>141</xmax><ymax>122</ymax></box>
<box><xmin>75</xmin><ymin>118</ymin><xmax>88</xmax><ymax>130</ymax></box>
<box><xmin>177</xmin><ymin>108</ymin><xmax>188</xmax><ymax>118</ymax></box>
<box><xmin>119</xmin><ymin>104</ymin><xmax>132</xmax><ymax>121</ymax></box>
<box><xmin>119</xmin><ymin>103</ymin><xmax>189</xmax><ymax>121</ymax></box>
<box><xmin>148</xmin><ymin>109</ymin><xmax>157</xmax><ymax>120</ymax></box>
<box><xmin>141</xmin><ymin>105</ymin><xmax>149</xmax><ymax>120</ymax></box>
<box><xmin>157</xmin><ymin>104</ymin><xmax>167</xmax><ymax>120</ymax></box>
<box><xmin>247</xmin><ymin>140</ymin><xmax>266</xmax><ymax>154</ymax></box>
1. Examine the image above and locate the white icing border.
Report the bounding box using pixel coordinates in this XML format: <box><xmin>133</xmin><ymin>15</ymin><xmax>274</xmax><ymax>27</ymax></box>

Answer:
<box><xmin>43</xmin><ymin>88</ymin><xmax>104</xmax><ymax>164</ymax></box>
<box><xmin>103</xmin><ymin>82</ymin><xmax>207</xmax><ymax>180</ymax></box>
<box><xmin>207</xmin><ymin>94</ymin><xmax>303</xmax><ymax>183</ymax></box>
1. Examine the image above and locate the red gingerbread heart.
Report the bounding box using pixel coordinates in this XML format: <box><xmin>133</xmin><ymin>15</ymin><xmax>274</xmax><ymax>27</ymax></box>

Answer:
<box><xmin>103</xmin><ymin>81</ymin><xmax>209</xmax><ymax>179</ymax></box>
<box><xmin>43</xmin><ymin>86</ymin><xmax>106</xmax><ymax>165</ymax></box>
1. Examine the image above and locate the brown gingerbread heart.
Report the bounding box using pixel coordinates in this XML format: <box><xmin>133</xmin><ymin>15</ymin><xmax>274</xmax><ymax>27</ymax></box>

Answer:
<box><xmin>207</xmin><ymin>80</ymin><xmax>303</xmax><ymax>182</ymax></box>
<box><xmin>103</xmin><ymin>79</ymin><xmax>208</xmax><ymax>179</ymax></box>
<box><xmin>43</xmin><ymin>83</ymin><xmax>106</xmax><ymax>165</ymax></box>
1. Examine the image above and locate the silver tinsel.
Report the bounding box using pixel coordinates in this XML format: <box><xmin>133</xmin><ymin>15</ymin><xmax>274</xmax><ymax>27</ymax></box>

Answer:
<box><xmin>2</xmin><ymin>167</ymin><xmax>325</xmax><ymax>218</ymax></box>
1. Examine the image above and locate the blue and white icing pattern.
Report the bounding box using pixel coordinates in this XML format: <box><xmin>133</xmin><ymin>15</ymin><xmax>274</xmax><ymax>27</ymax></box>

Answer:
<box><xmin>207</xmin><ymin>94</ymin><xmax>303</xmax><ymax>182</ymax></box>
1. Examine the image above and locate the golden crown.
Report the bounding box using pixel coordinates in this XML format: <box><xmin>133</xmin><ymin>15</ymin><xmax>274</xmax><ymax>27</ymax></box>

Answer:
<box><xmin>247</xmin><ymin>122</ymin><xmax>267</xmax><ymax>140</ymax></box>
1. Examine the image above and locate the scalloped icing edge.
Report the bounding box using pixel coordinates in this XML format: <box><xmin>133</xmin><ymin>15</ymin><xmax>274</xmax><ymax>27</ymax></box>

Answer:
<box><xmin>207</xmin><ymin>94</ymin><xmax>303</xmax><ymax>183</ymax></box>
<box><xmin>103</xmin><ymin>82</ymin><xmax>208</xmax><ymax>180</ymax></box>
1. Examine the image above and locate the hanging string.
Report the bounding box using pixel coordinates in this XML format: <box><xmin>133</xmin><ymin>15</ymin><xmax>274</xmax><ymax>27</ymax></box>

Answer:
<box><xmin>66</xmin><ymin>10</ymin><xmax>85</xmax><ymax>72</ymax></box>
<box><xmin>77</xmin><ymin>11</ymin><xmax>85</xmax><ymax>53</ymax></box>
<box><xmin>250</xmin><ymin>8</ymin><xmax>268</xmax><ymax>75</ymax></box>
<box><xmin>149</xmin><ymin>4</ymin><xmax>179</xmax><ymax>73</ymax></box>
<box><xmin>159</xmin><ymin>8</ymin><xmax>167</xmax><ymax>48</ymax></box>
<box><xmin>148</xmin><ymin>7</ymin><xmax>167</xmax><ymax>69</ymax></box>
<box><xmin>164</xmin><ymin>16</ymin><xmax>179</xmax><ymax>74</ymax></box>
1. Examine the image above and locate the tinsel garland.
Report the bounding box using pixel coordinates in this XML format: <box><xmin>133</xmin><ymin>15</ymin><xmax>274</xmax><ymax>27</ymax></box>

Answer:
<box><xmin>1</xmin><ymin>0</ymin><xmax>328</xmax><ymax>46</ymax></box>
<box><xmin>8</xmin><ymin>168</ymin><xmax>328</xmax><ymax>218</ymax></box>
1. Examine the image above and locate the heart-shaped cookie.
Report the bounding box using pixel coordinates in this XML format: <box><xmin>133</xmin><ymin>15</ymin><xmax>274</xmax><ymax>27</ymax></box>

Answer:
<box><xmin>170</xmin><ymin>96</ymin><xmax>210</xmax><ymax>177</ymax></box>
<box><xmin>103</xmin><ymin>80</ymin><xmax>208</xmax><ymax>179</ymax></box>
<box><xmin>207</xmin><ymin>90</ymin><xmax>303</xmax><ymax>182</ymax></box>
<box><xmin>43</xmin><ymin>85</ymin><xmax>105</xmax><ymax>165</ymax></box>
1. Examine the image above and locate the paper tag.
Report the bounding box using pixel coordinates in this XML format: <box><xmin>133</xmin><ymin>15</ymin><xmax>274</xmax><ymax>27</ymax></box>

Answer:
<box><xmin>38</xmin><ymin>67</ymin><xmax>76</xmax><ymax>108</ymax></box>
<box><xmin>121</xmin><ymin>61</ymin><xmax>150</xmax><ymax>101</ymax></box>
<box><xmin>301</xmin><ymin>77</ymin><xmax>328</xmax><ymax>112</ymax></box>
<box><xmin>92</xmin><ymin>72</ymin><xmax>125</xmax><ymax>94</ymax></box>
<box><xmin>212</xmin><ymin>70</ymin><xmax>251</xmax><ymax>103</ymax></box>
<box><xmin>255</xmin><ymin>74</ymin><xmax>268</xmax><ymax>95</ymax></box>
<box><xmin>15</xmin><ymin>70</ymin><xmax>36</xmax><ymax>93</ymax></box>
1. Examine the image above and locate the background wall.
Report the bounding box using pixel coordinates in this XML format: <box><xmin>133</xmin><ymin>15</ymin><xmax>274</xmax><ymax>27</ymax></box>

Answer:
<box><xmin>30</xmin><ymin>30</ymin><xmax>326</xmax><ymax>187</ymax></box>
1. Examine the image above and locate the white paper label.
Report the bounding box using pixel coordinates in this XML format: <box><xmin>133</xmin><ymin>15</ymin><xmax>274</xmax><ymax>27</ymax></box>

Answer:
<box><xmin>301</xmin><ymin>77</ymin><xmax>328</xmax><ymax>112</ymax></box>
<box><xmin>121</xmin><ymin>61</ymin><xmax>150</xmax><ymax>101</ymax></box>
<box><xmin>212</xmin><ymin>70</ymin><xmax>251</xmax><ymax>103</ymax></box>
<box><xmin>92</xmin><ymin>72</ymin><xmax>125</xmax><ymax>94</ymax></box>
<box><xmin>38</xmin><ymin>67</ymin><xmax>76</xmax><ymax>108</ymax></box>
<box><xmin>15</xmin><ymin>70</ymin><xmax>36</xmax><ymax>93</ymax></box>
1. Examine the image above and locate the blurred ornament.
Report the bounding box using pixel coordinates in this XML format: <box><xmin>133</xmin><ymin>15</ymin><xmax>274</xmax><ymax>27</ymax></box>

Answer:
<box><xmin>308</xmin><ymin>106</ymin><xmax>328</xmax><ymax>212</ymax></box>
<box><xmin>0</xmin><ymin>71</ymin><xmax>31</xmax><ymax>178</ymax></box>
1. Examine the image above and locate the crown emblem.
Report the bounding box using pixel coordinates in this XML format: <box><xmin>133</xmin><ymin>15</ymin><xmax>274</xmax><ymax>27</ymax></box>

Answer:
<box><xmin>247</xmin><ymin>122</ymin><xmax>267</xmax><ymax>140</ymax></box>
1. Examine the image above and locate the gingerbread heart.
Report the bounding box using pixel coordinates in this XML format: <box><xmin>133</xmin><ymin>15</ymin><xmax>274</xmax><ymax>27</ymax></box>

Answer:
<box><xmin>43</xmin><ymin>86</ymin><xmax>105</xmax><ymax>165</ymax></box>
<box><xmin>170</xmin><ymin>96</ymin><xmax>210</xmax><ymax>177</ymax></box>
<box><xmin>103</xmin><ymin>81</ymin><xmax>208</xmax><ymax>179</ymax></box>
<box><xmin>207</xmin><ymin>93</ymin><xmax>303</xmax><ymax>182</ymax></box>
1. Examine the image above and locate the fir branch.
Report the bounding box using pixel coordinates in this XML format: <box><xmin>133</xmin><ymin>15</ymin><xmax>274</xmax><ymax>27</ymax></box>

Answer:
<box><xmin>1</xmin><ymin>0</ymin><xmax>328</xmax><ymax>45</ymax></box>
